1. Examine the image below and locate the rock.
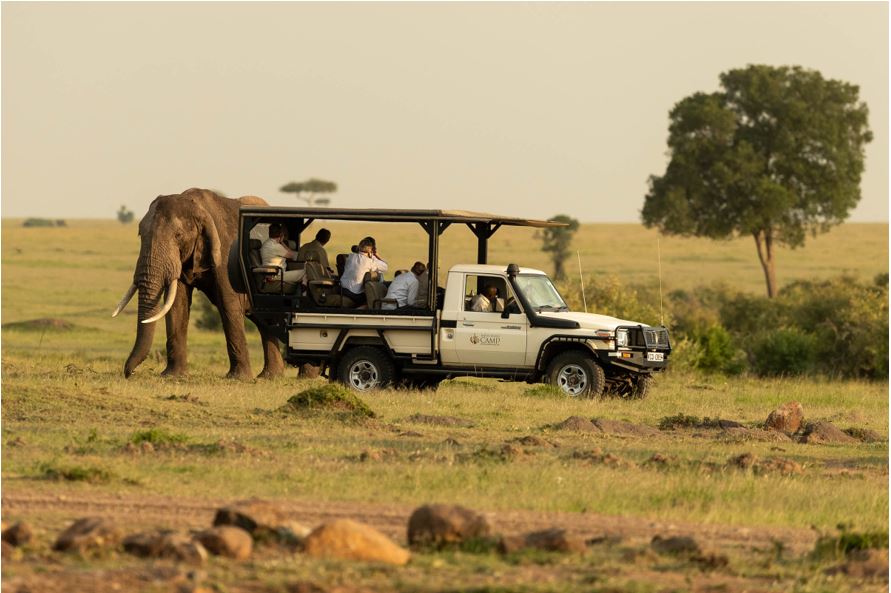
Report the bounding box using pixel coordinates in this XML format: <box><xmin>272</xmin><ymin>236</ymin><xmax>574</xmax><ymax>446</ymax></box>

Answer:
<box><xmin>801</xmin><ymin>421</ymin><xmax>858</xmax><ymax>444</ymax></box>
<box><xmin>195</xmin><ymin>526</ymin><xmax>253</xmax><ymax>560</ymax></box>
<box><xmin>508</xmin><ymin>435</ymin><xmax>556</xmax><ymax>448</ymax></box>
<box><xmin>407</xmin><ymin>414</ymin><xmax>474</xmax><ymax>428</ymax></box>
<box><xmin>651</xmin><ymin>535</ymin><xmax>701</xmax><ymax>556</ymax></box>
<box><xmin>592</xmin><ymin>419</ymin><xmax>659</xmax><ymax>437</ymax></box>
<box><xmin>299</xmin><ymin>363</ymin><xmax>322</xmax><ymax>379</ymax></box>
<box><xmin>407</xmin><ymin>504</ymin><xmax>492</xmax><ymax>548</ymax></box>
<box><xmin>499</xmin><ymin>528</ymin><xmax>586</xmax><ymax>554</ymax></box>
<box><xmin>213</xmin><ymin>498</ymin><xmax>286</xmax><ymax>537</ymax></box>
<box><xmin>554</xmin><ymin>416</ymin><xmax>598</xmax><ymax>432</ymax></box>
<box><xmin>304</xmin><ymin>519</ymin><xmax>410</xmax><ymax>565</ymax></box>
<box><xmin>53</xmin><ymin>517</ymin><xmax>122</xmax><ymax>554</ymax></box>
<box><xmin>123</xmin><ymin>530</ymin><xmax>208</xmax><ymax>563</ymax></box>
<box><xmin>843</xmin><ymin>427</ymin><xmax>885</xmax><ymax>443</ymax></box>
<box><xmin>2</xmin><ymin>522</ymin><xmax>33</xmax><ymax>547</ymax></box>
<box><xmin>765</xmin><ymin>401</ymin><xmax>804</xmax><ymax>433</ymax></box>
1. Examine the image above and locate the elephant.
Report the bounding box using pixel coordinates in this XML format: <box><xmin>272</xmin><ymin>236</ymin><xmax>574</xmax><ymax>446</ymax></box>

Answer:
<box><xmin>112</xmin><ymin>188</ymin><xmax>285</xmax><ymax>379</ymax></box>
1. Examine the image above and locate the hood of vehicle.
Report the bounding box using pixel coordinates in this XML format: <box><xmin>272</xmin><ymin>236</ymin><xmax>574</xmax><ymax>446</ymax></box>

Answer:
<box><xmin>537</xmin><ymin>311</ymin><xmax>644</xmax><ymax>331</ymax></box>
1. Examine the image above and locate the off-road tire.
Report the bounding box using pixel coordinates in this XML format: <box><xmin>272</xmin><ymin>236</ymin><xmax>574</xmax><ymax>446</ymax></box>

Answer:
<box><xmin>336</xmin><ymin>347</ymin><xmax>395</xmax><ymax>392</ymax></box>
<box><xmin>546</xmin><ymin>351</ymin><xmax>605</xmax><ymax>398</ymax></box>
<box><xmin>628</xmin><ymin>375</ymin><xmax>652</xmax><ymax>400</ymax></box>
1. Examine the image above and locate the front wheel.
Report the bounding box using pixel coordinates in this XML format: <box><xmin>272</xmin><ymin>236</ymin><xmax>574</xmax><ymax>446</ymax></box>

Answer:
<box><xmin>335</xmin><ymin>347</ymin><xmax>395</xmax><ymax>392</ymax></box>
<box><xmin>546</xmin><ymin>351</ymin><xmax>605</xmax><ymax>398</ymax></box>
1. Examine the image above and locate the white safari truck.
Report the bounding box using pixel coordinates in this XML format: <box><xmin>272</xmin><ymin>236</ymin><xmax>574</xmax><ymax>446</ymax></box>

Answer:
<box><xmin>228</xmin><ymin>208</ymin><xmax>670</xmax><ymax>398</ymax></box>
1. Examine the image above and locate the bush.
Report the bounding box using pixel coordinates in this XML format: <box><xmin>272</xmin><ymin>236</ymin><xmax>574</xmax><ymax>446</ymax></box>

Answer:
<box><xmin>750</xmin><ymin>328</ymin><xmax>818</xmax><ymax>377</ymax></box>
<box><xmin>131</xmin><ymin>427</ymin><xmax>189</xmax><ymax>446</ymax></box>
<box><xmin>23</xmin><ymin>218</ymin><xmax>65</xmax><ymax>228</ymax></box>
<box><xmin>558</xmin><ymin>275</ymin><xmax>664</xmax><ymax>326</ymax></box>
<box><xmin>688</xmin><ymin>324</ymin><xmax>746</xmax><ymax>375</ymax></box>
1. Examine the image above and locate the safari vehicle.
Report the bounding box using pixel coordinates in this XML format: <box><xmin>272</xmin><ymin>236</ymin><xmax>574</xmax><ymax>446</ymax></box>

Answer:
<box><xmin>228</xmin><ymin>208</ymin><xmax>671</xmax><ymax>398</ymax></box>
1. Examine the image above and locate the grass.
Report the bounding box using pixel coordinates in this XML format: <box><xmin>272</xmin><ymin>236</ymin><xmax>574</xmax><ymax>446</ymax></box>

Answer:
<box><xmin>1</xmin><ymin>219</ymin><xmax>888</xmax><ymax>592</ymax></box>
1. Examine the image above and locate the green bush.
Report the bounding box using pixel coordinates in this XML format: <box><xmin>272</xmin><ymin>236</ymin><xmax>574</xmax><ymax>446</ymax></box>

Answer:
<box><xmin>689</xmin><ymin>324</ymin><xmax>746</xmax><ymax>375</ymax></box>
<box><xmin>750</xmin><ymin>328</ymin><xmax>818</xmax><ymax>377</ymax></box>
<box><xmin>131</xmin><ymin>427</ymin><xmax>189</xmax><ymax>446</ymax></box>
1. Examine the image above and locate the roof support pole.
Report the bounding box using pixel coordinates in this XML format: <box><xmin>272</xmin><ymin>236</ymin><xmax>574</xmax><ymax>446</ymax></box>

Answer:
<box><xmin>467</xmin><ymin>223</ymin><xmax>502</xmax><ymax>265</ymax></box>
<box><xmin>291</xmin><ymin>217</ymin><xmax>315</xmax><ymax>250</ymax></box>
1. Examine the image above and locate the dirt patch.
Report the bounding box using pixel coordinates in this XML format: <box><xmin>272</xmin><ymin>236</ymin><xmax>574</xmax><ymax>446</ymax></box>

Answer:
<box><xmin>843</xmin><ymin>427</ymin><xmax>885</xmax><ymax>443</ymax></box>
<box><xmin>800</xmin><ymin>421</ymin><xmax>858</xmax><ymax>445</ymax></box>
<box><xmin>592</xmin><ymin>418</ymin><xmax>659</xmax><ymax>437</ymax></box>
<box><xmin>2</xmin><ymin>318</ymin><xmax>78</xmax><ymax>332</ymax></box>
<box><xmin>552</xmin><ymin>416</ymin><xmax>598</xmax><ymax>432</ymax></box>
<box><xmin>406</xmin><ymin>414</ymin><xmax>474</xmax><ymax>428</ymax></box>
<box><xmin>727</xmin><ymin>453</ymin><xmax>803</xmax><ymax>475</ymax></box>
<box><xmin>281</xmin><ymin>385</ymin><xmax>376</xmax><ymax>420</ymax></box>
<box><xmin>659</xmin><ymin>413</ymin><xmax>745</xmax><ymax>431</ymax></box>
<box><xmin>570</xmin><ymin>448</ymin><xmax>634</xmax><ymax>468</ymax></box>
<box><xmin>507</xmin><ymin>435</ymin><xmax>558</xmax><ymax>448</ymax></box>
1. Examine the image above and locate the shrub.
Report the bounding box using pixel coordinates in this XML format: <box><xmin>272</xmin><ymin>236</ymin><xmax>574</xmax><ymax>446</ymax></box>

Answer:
<box><xmin>116</xmin><ymin>205</ymin><xmax>135</xmax><ymax>224</ymax></box>
<box><xmin>130</xmin><ymin>427</ymin><xmax>189</xmax><ymax>446</ymax></box>
<box><xmin>23</xmin><ymin>218</ymin><xmax>63</xmax><ymax>228</ymax></box>
<box><xmin>750</xmin><ymin>328</ymin><xmax>819</xmax><ymax>377</ymax></box>
<box><xmin>813</xmin><ymin>528</ymin><xmax>889</xmax><ymax>560</ymax></box>
<box><xmin>39</xmin><ymin>462</ymin><xmax>113</xmax><ymax>483</ymax></box>
<box><xmin>688</xmin><ymin>324</ymin><xmax>746</xmax><ymax>375</ymax></box>
<box><xmin>558</xmin><ymin>275</ymin><xmax>664</xmax><ymax>327</ymax></box>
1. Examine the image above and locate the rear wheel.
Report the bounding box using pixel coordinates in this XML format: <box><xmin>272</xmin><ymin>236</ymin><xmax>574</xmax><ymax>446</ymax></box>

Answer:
<box><xmin>546</xmin><ymin>351</ymin><xmax>605</xmax><ymax>398</ymax></box>
<box><xmin>336</xmin><ymin>347</ymin><xmax>395</xmax><ymax>392</ymax></box>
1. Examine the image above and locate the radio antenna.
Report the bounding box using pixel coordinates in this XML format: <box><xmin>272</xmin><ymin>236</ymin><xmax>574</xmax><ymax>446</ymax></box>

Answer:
<box><xmin>657</xmin><ymin>236</ymin><xmax>664</xmax><ymax>326</ymax></box>
<box><xmin>577</xmin><ymin>250</ymin><xmax>588</xmax><ymax>313</ymax></box>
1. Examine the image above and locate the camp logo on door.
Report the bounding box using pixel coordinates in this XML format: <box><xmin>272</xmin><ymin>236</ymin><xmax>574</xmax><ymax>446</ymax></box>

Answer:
<box><xmin>470</xmin><ymin>334</ymin><xmax>501</xmax><ymax>346</ymax></box>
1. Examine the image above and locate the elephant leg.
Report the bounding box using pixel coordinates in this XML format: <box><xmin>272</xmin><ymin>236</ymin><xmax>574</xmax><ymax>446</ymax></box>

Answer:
<box><xmin>217</xmin><ymin>293</ymin><xmax>253</xmax><ymax>380</ymax></box>
<box><xmin>162</xmin><ymin>281</ymin><xmax>192</xmax><ymax>377</ymax></box>
<box><xmin>251</xmin><ymin>315</ymin><xmax>286</xmax><ymax>379</ymax></box>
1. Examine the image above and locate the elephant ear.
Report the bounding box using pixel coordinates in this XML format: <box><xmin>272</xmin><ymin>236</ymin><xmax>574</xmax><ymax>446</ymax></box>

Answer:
<box><xmin>193</xmin><ymin>204</ymin><xmax>223</xmax><ymax>271</ymax></box>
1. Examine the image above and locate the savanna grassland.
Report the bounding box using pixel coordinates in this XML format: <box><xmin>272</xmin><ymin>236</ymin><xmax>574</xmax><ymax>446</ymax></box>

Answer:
<box><xmin>1</xmin><ymin>219</ymin><xmax>888</xmax><ymax>593</ymax></box>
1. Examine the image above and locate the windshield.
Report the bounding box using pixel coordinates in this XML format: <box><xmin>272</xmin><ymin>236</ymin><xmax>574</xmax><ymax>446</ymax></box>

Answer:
<box><xmin>514</xmin><ymin>274</ymin><xmax>568</xmax><ymax>312</ymax></box>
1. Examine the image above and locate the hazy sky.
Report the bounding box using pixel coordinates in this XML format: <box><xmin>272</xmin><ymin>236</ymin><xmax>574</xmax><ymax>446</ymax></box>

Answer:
<box><xmin>2</xmin><ymin>2</ymin><xmax>888</xmax><ymax>222</ymax></box>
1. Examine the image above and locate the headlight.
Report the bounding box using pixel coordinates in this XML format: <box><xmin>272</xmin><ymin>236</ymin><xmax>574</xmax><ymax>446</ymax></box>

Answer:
<box><xmin>616</xmin><ymin>328</ymin><xmax>629</xmax><ymax>347</ymax></box>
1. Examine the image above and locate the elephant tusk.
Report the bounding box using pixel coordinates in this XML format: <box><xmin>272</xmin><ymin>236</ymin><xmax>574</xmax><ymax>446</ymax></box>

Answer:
<box><xmin>112</xmin><ymin>284</ymin><xmax>137</xmax><ymax>318</ymax></box>
<box><xmin>141</xmin><ymin>281</ymin><xmax>178</xmax><ymax>324</ymax></box>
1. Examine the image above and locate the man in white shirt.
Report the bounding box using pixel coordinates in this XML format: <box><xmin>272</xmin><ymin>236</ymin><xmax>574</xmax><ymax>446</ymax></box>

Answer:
<box><xmin>340</xmin><ymin>238</ymin><xmax>388</xmax><ymax>306</ymax></box>
<box><xmin>261</xmin><ymin>224</ymin><xmax>306</xmax><ymax>283</ymax></box>
<box><xmin>470</xmin><ymin>284</ymin><xmax>503</xmax><ymax>312</ymax></box>
<box><xmin>383</xmin><ymin>262</ymin><xmax>426</xmax><ymax>309</ymax></box>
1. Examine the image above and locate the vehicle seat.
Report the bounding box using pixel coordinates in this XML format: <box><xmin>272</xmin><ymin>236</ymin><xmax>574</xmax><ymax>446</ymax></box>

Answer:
<box><xmin>464</xmin><ymin>294</ymin><xmax>474</xmax><ymax>311</ymax></box>
<box><xmin>249</xmin><ymin>239</ymin><xmax>298</xmax><ymax>295</ymax></box>
<box><xmin>305</xmin><ymin>259</ymin><xmax>353</xmax><ymax>308</ymax></box>
<box><xmin>363</xmin><ymin>271</ymin><xmax>396</xmax><ymax>310</ymax></box>
<box><xmin>336</xmin><ymin>253</ymin><xmax>349</xmax><ymax>278</ymax></box>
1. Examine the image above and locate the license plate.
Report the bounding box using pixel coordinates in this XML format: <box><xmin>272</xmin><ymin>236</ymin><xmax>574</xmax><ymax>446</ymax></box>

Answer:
<box><xmin>647</xmin><ymin>352</ymin><xmax>664</xmax><ymax>362</ymax></box>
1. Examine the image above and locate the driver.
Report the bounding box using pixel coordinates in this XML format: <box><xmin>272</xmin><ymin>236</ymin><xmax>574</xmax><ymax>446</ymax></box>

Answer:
<box><xmin>471</xmin><ymin>284</ymin><xmax>503</xmax><ymax>313</ymax></box>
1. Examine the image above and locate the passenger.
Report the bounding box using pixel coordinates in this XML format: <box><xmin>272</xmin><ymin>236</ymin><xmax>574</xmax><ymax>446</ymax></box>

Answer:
<box><xmin>471</xmin><ymin>284</ymin><xmax>503</xmax><ymax>313</ymax></box>
<box><xmin>297</xmin><ymin>228</ymin><xmax>333</xmax><ymax>272</ymax></box>
<box><xmin>260</xmin><ymin>223</ymin><xmax>306</xmax><ymax>283</ymax></box>
<box><xmin>340</xmin><ymin>237</ymin><xmax>388</xmax><ymax>306</ymax></box>
<box><xmin>383</xmin><ymin>262</ymin><xmax>426</xmax><ymax>309</ymax></box>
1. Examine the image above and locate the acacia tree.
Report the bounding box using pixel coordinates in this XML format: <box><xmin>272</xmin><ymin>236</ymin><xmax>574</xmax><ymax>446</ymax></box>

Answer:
<box><xmin>280</xmin><ymin>178</ymin><xmax>337</xmax><ymax>207</ymax></box>
<box><xmin>642</xmin><ymin>65</ymin><xmax>872</xmax><ymax>297</ymax></box>
<box><xmin>541</xmin><ymin>214</ymin><xmax>580</xmax><ymax>280</ymax></box>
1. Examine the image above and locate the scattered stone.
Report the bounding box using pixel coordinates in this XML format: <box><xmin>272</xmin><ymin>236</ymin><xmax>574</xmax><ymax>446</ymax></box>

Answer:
<box><xmin>693</xmin><ymin>551</ymin><xmax>730</xmax><ymax>571</ymax></box>
<box><xmin>553</xmin><ymin>416</ymin><xmax>598</xmax><ymax>433</ymax></box>
<box><xmin>195</xmin><ymin>526</ymin><xmax>253</xmax><ymax>560</ymax></box>
<box><xmin>304</xmin><ymin>519</ymin><xmax>410</xmax><ymax>565</ymax></box>
<box><xmin>801</xmin><ymin>421</ymin><xmax>858</xmax><ymax>445</ymax></box>
<box><xmin>298</xmin><ymin>363</ymin><xmax>322</xmax><ymax>379</ymax></box>
<box><xmin>651</xmin><ymin>535</ymin><xmax>701</xmax><ymax>556</ymax></box>
<box><xmin>407</xmin><ymin>414</ymin><xmax>474</xmax><ymax>428</ymax></box>
<box><xmin>765</xmin><ymin>401</ymin><xmax>804</xmax><ymax>433</ymax></box>
<box><xmin>123</xmin><ymin>530</ymin><xmax>208</xmax><ymax>563</ymax></box>
<box><xmin>407</xmin><ymin>504</ymin><xmax>492</xmax><ymax>548</ymax></box>
<box><xmin>53</xmin><ymin>517</ymin><xmax>122</xmax><ymax>554</ymax></box>
<box><xmin>2</xmin><ymin>522</ymin><xmax>33</xmax><ymax>547</ymax></box>
<box><xmin>592</xmin><ymin>419</ymin><xmax>659</xmax><ymax>437</ymax></box>
<box><xmin>843</xmin><ymin>427</ymin><xmax>885</xmax><ymax>443</ymax></box>
<box><xmin>213</xmin><ymin>499</ymin><xmax>286</xmax><ymax>538</ymax></box>
<box><xmin>499</xmin><ymin>528</ymin><xmax>586</xmax><ymax>554</ymax></box>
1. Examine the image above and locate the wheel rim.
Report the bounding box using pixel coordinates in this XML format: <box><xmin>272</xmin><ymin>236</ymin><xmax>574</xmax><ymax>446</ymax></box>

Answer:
<box><xmin>348</xmin><ymin>360</ymin><xmax>379</xmax><ymax>391</ymax></box>
<box><xmin>556</xmin><ymin>364</ymin><xmax>588</xmax><ymax>397</ymax></box>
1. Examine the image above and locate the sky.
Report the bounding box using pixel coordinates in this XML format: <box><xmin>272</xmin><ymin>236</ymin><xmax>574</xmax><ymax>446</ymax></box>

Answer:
<box><xmin>2</xmin><ymin>2</ymin><xmax>888</xmax><ymax>222</ymax></box>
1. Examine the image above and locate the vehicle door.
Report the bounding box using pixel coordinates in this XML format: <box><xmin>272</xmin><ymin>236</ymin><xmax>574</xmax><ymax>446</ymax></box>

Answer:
<box><xmin>454</xmin><ymin>274</ymin><xmax>528</xmax><ymax>367</ymax></box>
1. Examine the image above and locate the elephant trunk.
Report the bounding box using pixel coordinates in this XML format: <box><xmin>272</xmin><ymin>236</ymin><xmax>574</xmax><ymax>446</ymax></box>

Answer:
<box><xmin>123</xmin><ymin>254</ymin><xmax>180</xmax><ymax>378</ymax></box>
